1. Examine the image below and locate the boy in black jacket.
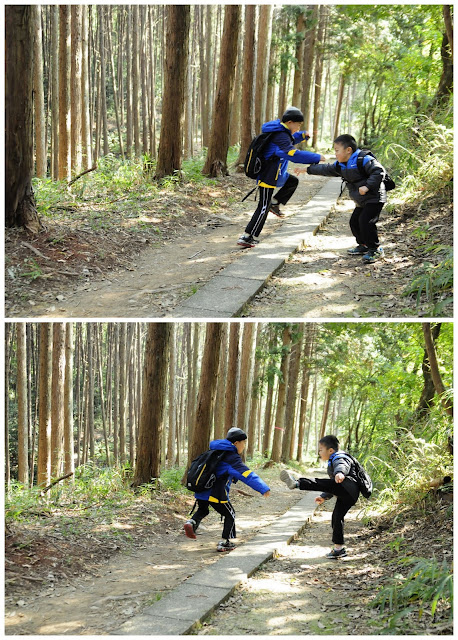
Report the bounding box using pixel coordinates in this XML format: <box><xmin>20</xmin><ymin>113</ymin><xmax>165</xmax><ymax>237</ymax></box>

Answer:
<box><xmin>304</xmin><ymin>134</ymin><xmax>387</xmax><ymax>264</ymax></box>
<box><xmin>237</xmin><ymin>107</ymin><xmax>325</xmax><ymax>248</ymax></box>
<box><xmin>280</xmin><ymin>435</ymin><xmax>359</xmax><ymax>558</ymax></box>
<box><xmin>184</xmin><ymin>428</ymin><xmax>270</xmax><ymax>552</ymax></box>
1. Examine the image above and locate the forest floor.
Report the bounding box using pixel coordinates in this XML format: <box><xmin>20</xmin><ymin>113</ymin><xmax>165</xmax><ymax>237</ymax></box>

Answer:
<box><xmin>4</xmin><ymin>173</ymin><xmax>326</xmax><ymax>318</ymax></box>
<box><xmin>5</xmin><ymin>465</ymin><xmax>452</xmax><ymax>635</ymax></box>
<box><xmin>244</xmin><ymin>190</ymin><xmax>453</xmax><ymax>318</ymax></box>
<box><xmin>6</xmin><ymin>173</ymin><xmax>451</xmax><ymax>319</ymax></box>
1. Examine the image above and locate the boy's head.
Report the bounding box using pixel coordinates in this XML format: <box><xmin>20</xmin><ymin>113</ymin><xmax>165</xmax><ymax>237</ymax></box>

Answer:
<box><xmin>333</xmin><ymin>134</ymin><xmax>357</xmax><ymax>163</ymax></box>
<box><xmin>281</xmin><ymin>107</ymin><xmax>304</xmax><ymax>134</ymax></box>
<box><xmin>226</xmin><ymin>427</ymin><xmax>247</xmax><ymax>454</ymax></box>
<box><xmin>318</xmin><ymin>435</ymin><xmax>340</xmax><ymax>461</ymax></box>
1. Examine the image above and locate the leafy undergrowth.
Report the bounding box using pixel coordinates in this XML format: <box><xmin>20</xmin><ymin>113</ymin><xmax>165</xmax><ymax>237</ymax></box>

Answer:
<box><xmin>5</xmin><ymin>153</ymin><xmax>253</xmax><ymax>316</ymax></box>
<box><xmin>5</xmin><ymin>465</ymin><xmax>192</xmax><ymax>599</ymax></box>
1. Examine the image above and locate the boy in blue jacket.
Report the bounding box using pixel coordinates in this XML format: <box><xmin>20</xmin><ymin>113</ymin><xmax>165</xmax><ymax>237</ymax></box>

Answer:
<box><xmin>237</xmin><ymin>107</ymin><xmax>325</xmax><ymax>248</ymax></box>
<box><xmin>184</xmin><ymin>428</ymin><xmax>270</xmax><ymax>552</ymax></box>
<box><xmin>280</xmin><ymin>435</ymin><xmax>360</xmax><ymax>559</ymax></box>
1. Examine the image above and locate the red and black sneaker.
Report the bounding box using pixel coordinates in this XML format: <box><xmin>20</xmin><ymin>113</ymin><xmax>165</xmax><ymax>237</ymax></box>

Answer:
<box><xmin>237</xmin><ymin>234</ymin><xmax>257</xmax><ymax>248</ymax></box>
<box><xmin>183</xmin><ymin>519</ymin><xmax>197</xmax><ymax>539</ymax></box>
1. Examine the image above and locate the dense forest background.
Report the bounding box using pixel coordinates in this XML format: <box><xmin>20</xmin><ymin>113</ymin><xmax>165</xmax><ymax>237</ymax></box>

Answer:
<box><xmin>5</xmin><ymin>321</ymin><xmax>453</xmax><ymax>490</ymax></box>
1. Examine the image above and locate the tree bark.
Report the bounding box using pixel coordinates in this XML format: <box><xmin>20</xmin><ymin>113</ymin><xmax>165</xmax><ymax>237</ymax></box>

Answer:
<box><xmin>51</xmin><ymin>323</ymin><xmax>66</xmax><ymax>478</ymax></box>
<box><xmin>254</xmin><ymin>6</ymin><xmax>273</xmax><ymax>132</ymax></box>
<box><xmin>271</xmin><ymin>326</ymin><xmax>292</xmax><ymax>462</ymax></box>
<box><xmin>70</xmin><ymin>6</ymin><xmax>83</xmax><ymax>174</ymax></box>
<box><xmin>202</xmin><ymin>6</ymin><xmax>241</xmax><ymax>177</ymax></box>
<box><xmin>236</xmin><ymin>6</ymin><xmax>256</xmax><ymax>170</ymax></box>
<box><xmin>132</xmin><ymin>323</ymin><xmax>171</xmax><ymax>486</ymax></box>
<box><xmin>32</xmin><ymin>5</ymin><xmax>47</xmax><ymax>178</ymax></box>
<box><xmin>311</xmin><ymin>6</ymin><xmax>326</xmax><ymax>148</ymax></box>
<box><xmin>237</xmin><ymin>323</ymin><xmax>256</xmax><ymax>435</ymax></box>
<box><xmin>155</xmin><ymin>6</ymin><xmax>190</xmax><ymax>178</ymax></box>
<box><xmin>422</xmin><ymin>323</ymin><xmax>453</xmax><ymax>417</ymax></box>
<box><xmin>64</xmin><ymin>324</ymin><xmax>74</xmax><ymax>476</ymax></box>
<box><xmin>58</xmin><ymin>6</ymin><xmax>71</xmax><ymax>180</ymax></box>
<box><xmin>17</xmin><ymin>324</ymin><xmax>29</xmax><ymax>485</ymax></box>
<box><xmin>5</xmin><ymin>6</ymin><xmax>43</xmax><ymax>231</ymax></box>
<box><xmin>281</xmin><ymin>326</ymin><xmax>304</xmax><ymax>462</ymax></box>
<box><xmin>292</xmin><ymin>10</ymin><xmax>307</xmax><ymax>107</ymax></box>
<box><xmin>225</xmin><ymin>322</ymin><xmax>240</xmax><ymax>431</ymax></box>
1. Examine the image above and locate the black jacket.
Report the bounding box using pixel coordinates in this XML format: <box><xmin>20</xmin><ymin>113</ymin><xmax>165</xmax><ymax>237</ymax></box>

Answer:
<box><xmin>307</xmin><ymin>149</ymin><xmax>386</xmax><ymax>206</ymax></box>
<box><xmin>321</xmin><ymin>451</ymin><xmax>360</xmax><ymax>501</ymax></box>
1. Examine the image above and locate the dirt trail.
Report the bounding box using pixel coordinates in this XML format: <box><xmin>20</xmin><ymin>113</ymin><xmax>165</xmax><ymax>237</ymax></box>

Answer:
<box><xmin>5</xmin><ymin>467</ymin><xmax>305</xmax><ymax>635</ymax></box>
<box><xmin>244</xmin><ymin>193</ymin><xmax>452</xmax><ymax>318</ymax></box>
<box><xmin>18</xmin><ymin>176</ymin><xmax>327</xmax><ymax>319</ymax></box>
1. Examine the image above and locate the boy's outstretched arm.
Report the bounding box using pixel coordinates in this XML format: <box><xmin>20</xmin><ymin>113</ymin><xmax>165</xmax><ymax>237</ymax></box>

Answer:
<box><xmin>220</xmin><ymin>458</ymin><xmax>270</xmax><ymax>495</ymax></box>
<box><xmin>306</xmin><ymin>161</ymin><xmax>341</xmax><ymax>177</ymax></box>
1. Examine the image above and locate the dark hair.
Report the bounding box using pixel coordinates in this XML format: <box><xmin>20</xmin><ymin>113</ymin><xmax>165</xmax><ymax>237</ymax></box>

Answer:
<box><xmin>319</xmin><ymin>435</ymin><xmax>340</xmax><ymax>450</ymax></box>
<box><xmin>281</xmin><ymin>107</ymin><xmax>304</xmax><ymax>123</ymax></box>
<box><xmin>226</xmin><ymin>427</ymin><xmax>248</xmax><ymax>443</ymax></box>
<box><xmin>334</xmin><ymin>134</ymin><xmax>357</xmax><ymax>152</ymax></box>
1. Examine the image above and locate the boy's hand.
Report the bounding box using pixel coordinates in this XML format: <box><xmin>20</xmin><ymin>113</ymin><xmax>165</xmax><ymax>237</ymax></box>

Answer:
<box><xmin>359</xmin><ymin>186</ymin><xmax>369</xmax><ymax>195</ymax></box>
<box><xmin>263</xmin><ymin>490</ymin><xmax>271</xmax><ymax>498</ymax></box>
<box><xmin>293</xmin><ymin>167</ymin><xmax>308</xmax><ymax>176</ymax></box>
<box><xmin>319</xmin><ymin>155</ymin><xmax>326</xmax><ymax>162</ymax></box>
<box><xmin>335</xmin><ymin>472</ymin><xmax>345</xmax><ymax>483</ymax></box>
<box><xmin>315</xmin><ymin>496</ymin><xmax>325</xmax><ymax>504</ymax></box>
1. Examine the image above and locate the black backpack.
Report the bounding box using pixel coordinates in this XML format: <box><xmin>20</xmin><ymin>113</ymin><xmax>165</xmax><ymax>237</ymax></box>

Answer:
<box><xmin>344</xmin><ymin>452</ymin><xmax>373</xmax><ymax>499</ymax></box>
<box><xmin>186</xmin><ymin>449</ymin><xmax>226</xmax><ymax>493</ymax></box>
<box><xmin>244</xmin><ymin>132</ymin><xmax>275</xmax><ymax>179</ymax></box>
<box><xmin>357</xmin><ymin>150</ymin><xmax>396</xmax><ymax>191</ymax></box>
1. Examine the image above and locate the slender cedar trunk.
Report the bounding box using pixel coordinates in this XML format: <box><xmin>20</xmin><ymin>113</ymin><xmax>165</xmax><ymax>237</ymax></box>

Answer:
<box><xmin>202</xmin><ymin>6</ymin><xmax>241</xmax><ymax>177</ymax></box>
<box><xmin>296</xmin><ymin>325</ymin><xmax>314</xmax><ymax>462</ymax></box>
<box><xmin>5</xmin><ymin>7</ymin><xmax>42</xmax><ymax>231</ymax></box>
<box><xmin>422</xmin><ymin>323</ymin><xmax>453</xmax><ymax>417</ymax></box>
<box><xmin>229</xmin><ymin>22</ymin><xmax>243</xmax><ymax>146</ymax></box>
<box><xmin>311</xmin><ymin>6</ymin><xmax>326</xmax><ymax>148</ymax></box>
<box><xmin>199</xmin><ymin>7</ymin><xmax>209</xmax><ymax>149</ymax></box>
<box><xmin>106</xmin><ymin>8</ymin><xmax>124</xmax><ymax>159</ymax></box>
<box><xmin>430</xmin><ymin>31</ymin><xmax>453</xmax><ymax>109</ymax></box>
<box><xmin>26</xmin><ymin>325</ymin><xmax>33</xmax><ymax>482</ymax></box>
<box><xmin>214</xmin><ymin>324</ymin><xmax>229</xmax><ymax>440</ymax></box>
<box><xmin>50</xmin><ymin>6</ymin><xmax>59</xmax><ymax>179</ymax></box>
<box><xmin>119</xmin><ymin>323</ymin><xmax>127</xmax><ymax>463</ymax></box>
<box><xmin>17</xmin><ymin>325</ymin><xmax>29</xmax><ymax>485</ymax></box>
<box><xmin>81</xmin><ymin>6</ymin><xmax>92</xmax><ymax>169</ymax></box>
<box><xmin>87</xmin><ymin>324</ymin><xmax>95</xmax><ymax>461</ymax></box>
<box><xmin>281</xmin><ymin>326</ymin><xmax>304</xmax><ymax>462</ymax></box>
<box><xmin>51</xmin><ymin>323</ymin><xmax>66</xmax><ymax>478</ymax></box>
<box><xmin>113</xmin><ymin>324</ymin><xmax>119</xmax><ymax>463</ymax></box>
<box><xmin>184</xmin><ymin>324</ymin><xmax>223</xmax><ymax>479</ymax></box>
<box><xmin>205</xmin><ymin>6</ymin><xmax>214</xmax><ymax>134</ymax></box>
<box><xmin>140</xmin><ymin>7</ymin><xmax>149</xmax><ymax>155</ymax></box>
<box><xmin>95</xmin><ymin>325</ymin><xmax>110</xmax><ymax>465</ymax></box>
<box><xmin>271</xmin><ymin>327</ymin><xmax>292</xmax><ymax>462</ymax></box>
<box><xmin>292</xmin><ymin>11</ymin><xmax>306</xmax><ymax>107</ymax></box>
<box><xmin>183</xmin><ymin>8</ymin><xmax>193</xmax><ymax>159</ymax></box>
<box><xmin>190</xmin><ymin>324</ymin><xmax>200</xmax><ymax>438</ymax></box>
<box><xmin>98</xmin><ymin>6</ymin><xmax>109</xmax><ymax>157</ymax></box>
<box><xmin>414</xmin><ymin>323</ymin><xmax>441</xmax><ymax>418</ymax></box>
<box><xmin>126</xmin><ymin>6</ymin><xmax>133</xmax><ymax>156</ymax></box>
<box><xmin>70</xmin><ymin>6</ymin><xmax>83</xmax><ymax>174</ymax></box>
<box><xmin>133</xmin><ymin>324</ymin><xmax>171</xmax><ymax>486</ymax></box>
<box><xmin>128</xmin><ymin>326</ymin><xmax>136</xmax><ymax>466</ymax></box>
<box><xmin>156</xmin><ymin>6</ymin><xmax>190</xmax><ymax>178</ymax></box>
<box><xmin>333</xmin><ymin>73</ymin><xmax>346</xmax><ymax>140</ymax></box>
<box><xmin>318</xmin><ymin>387</ymin><xmax>332</xmax><ymax>443</ymax></box>
<box><xmin>167</xmin><ymin>324</ymin><xmax>177</xmax><ymax>466</ymax></box>
<box><xmin>247</xmin><ymin>324</ymin><xmax>262</xmax><ymax>459</ymax></box>
<box><xmin>64</xmin><ymin>324</ymin><xmax>74</xmax><ymax>477</ymax></box>
<box><xmin>5</xmin><ymin>326</ymin><xmax>12</xmax><ymax>487</ymax></box>
<box><xmin>58</xmin><ymin>6</ymin><xmax>71</xmax><ymax>180</ymax></box>
<box><xmin>237</xmin><ymin>323</ymin><xmax>256</xmax><ymax>435</ymax></box>
<box><xmin>443</xmin><ymin>6</ymin><xmax>453</xmax><ymax>60</ymax></box>
<box><xmin>185</xmin><ymin>324</ymin><xmax>193</xmax><ymax>435</ymax></box>
<box><xmin>255</xmin><ymin>5</ymin><xmax>273</xmax><ymax>132</ymax></box>
<box><xmin>236</xmin><ymin>6</ymin><xmax>256</xmax><ymax>170</ymax></box>
<box><xmin>148</xmin><ymin>8</ymin><xmax>157</xmax><ymax>158</ymax></box>
<box><xmin>262</xmin><ymin>380</ymin><xmax>274</xmax><ymax>457</ymax></box>
<box><xmin>225</xmin><ymin>323</ymin><xmax>240</xmax><ymax>431</ymax></box>
<box><xmin>32</xmin><ymin>6</ymin><xmax>47</xmax><ymax>177</ymax></box>
<box><xmin>75</xmin><ymin>324</ymin><xmax>81</xmax><ymax>466</ymax></box>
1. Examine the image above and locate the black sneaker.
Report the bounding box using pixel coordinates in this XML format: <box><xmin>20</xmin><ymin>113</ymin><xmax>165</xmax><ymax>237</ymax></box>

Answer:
<box><xmin>325</xmin><ymin>547</ymin><xmax>347</xmax><ymax>559</ymax></box>
<box><xmin>237</xmin><ymin>234</ymin><xmax>257</xmax><ymax>248</ymax></box>
<box><xmin>347</xmin><ymin>244</ymin><xmax>367</xmax><ymax>255</ymax></box>
<box><xmin>270</xmin><ymin>203</ymin><xmax>285</xmax><ymax>218</ymax></box>
<box><xmin>216</xmin><ymin>540</ymin><xmax>236</xmax><ymax>552</ymax></box>
<box><xmin>184</xmin><ymin>519</ymin><xmax>197</xmax><ymax>539</ymax></box>
<box><xmin>362</xmin><ymin>247</ymin><xmax>384</xmax><ymax>263</ymax></box>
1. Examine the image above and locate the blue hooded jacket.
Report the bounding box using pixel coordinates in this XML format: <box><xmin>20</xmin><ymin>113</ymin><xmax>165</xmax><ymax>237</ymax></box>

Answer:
<box><xmin>194</xmin><ymin>439</ymin><xmax>270</xmax><ymax>503</ymax></box>
<box><xmin>258</xmin><ymin>119</ymin><xmax>321</xmax><ymax>188</ymax></box>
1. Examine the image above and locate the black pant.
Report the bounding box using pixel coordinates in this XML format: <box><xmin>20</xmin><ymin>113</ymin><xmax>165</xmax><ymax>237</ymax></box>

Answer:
<box><xmin>349</xmin><ymin>202</ymin><xmax>384</xmax><ymax>249</ymax></box>
<box><xmin>298</xmin><ymin>477</ymin><xmax>358</xmax><ymax>545</ymax></box>
<box><xmin>245</xmin><ymin>174</ymin><xmax>299</xmax><ymax>237</ymax></box>
<box><xmin>192</xmin><ymin>499</ymin><xmax>236</xmax><ymax>540</ymax></box>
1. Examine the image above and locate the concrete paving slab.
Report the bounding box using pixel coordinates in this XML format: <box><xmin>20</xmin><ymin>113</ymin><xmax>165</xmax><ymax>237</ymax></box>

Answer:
<box><xmin>171</xmin><ymin>178</ymin><xmax>341</xmax><ymax>318</ymax></box>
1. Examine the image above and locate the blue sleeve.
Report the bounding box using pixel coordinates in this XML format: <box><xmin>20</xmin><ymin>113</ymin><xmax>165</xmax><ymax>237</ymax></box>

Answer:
<box><xmin>220</xmin><ymin>455</ymin><xmax>270</xmax><ymax>495</ymax></box>
<box><xmin>273</xmin><ymin>131</ymin><xmax>321</xmax><ymax>165</ymax></box>
<box><xmin>292</xmin><ymin>130</ymin><xmax>310</xmax><ymax>144</ymax></box>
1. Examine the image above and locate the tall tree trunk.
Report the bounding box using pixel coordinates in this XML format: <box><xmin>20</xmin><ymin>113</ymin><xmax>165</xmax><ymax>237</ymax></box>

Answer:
<box><xmin>167</xmin><ymin>324</ymin><xmax>177</xmax><ymax>466</ymax></box>
<box><xmin>237</xmin><ymin>323</ymin><xmax>255</xmax><ymax>435</ymax></box>
<box><xmin>51</xmin><ymin>323</ymin><xmax>66</xmax><ymax>478</ymax></box>
<box><xmin>318</xmin><ymin>387</ymin><xmax>332</xmax><ymax>442</ymax></box>
<box><xmin>236</xmin><ymin>6</ymin><xmax>256</xmax><ymax>170</ymax></box>
<box><xmin>70</xmin><ymin>6</ymin><xmax>83</xmax><ymax>174</ymax></box>
<box><xmin>133</xmin><ymin>323</ymin><xmax>171</xmax><ymax>486</ymax></box>
<box><xmin>224</xmin><ymin>322</ymin><xmax>240</xmax><ymax>431</ymax></box>
<box><xmin>202</xmin><ymin>5</ymin><xmax>241</xmax><ymax>177</ymax></box>
<box><xmin>50</xmin><ymin>6</ymin><xmax>59</xmax><ymax>180</ymax></box>
<box><xmin>422</xmin><ymin>323</ymin><xmax>453</xmax><ymax>417</ymax></box>
<box><xmin>58</xmin><ymin>6</ymin><xmax>71</xmax><ymax>180</ymax></box>
<box><xmin>247</xmin><ymin>324</ymin><xmax>262</xmax><ymax>458</ymax></box>
<box><xmin>296</xmin><ymin>324</ymin><xmax>314</xmax><ymax>462</ymax></box>
<box><xmin>5</xmin><ymin>6</ymin><xmax>43</xmax><ymax>231</ymax></box>
<box><xmin>333</xmin><ymin>73</ymin><xmax>346</xmax><ymax>140</ymax></box>
<box><xmin>81</xmin><ymin>5</ymin><xmax>92</xmax><ymax>169</ymax></box>
<box><xmin>292</xmin><ymin>10</ymin><xmax>307</xmax><ymax>107</ymax></box>
<box><xmin>64</xmin><ymin>324</ymin><xmax>74</xmax><ymax>476</ymax></box>
<box><xmin>156</xmin><ymin>6</ymin><xmax>190</xmax><ymax>178</ymax></box>
<box><xmin>311</xmin><ymin>6</ymin><xmax>326</xmax><ymax>148</ymax></box>
<box><xmin>443</xmin><ymin>6</ymin><xmax>453</xmax><ymax>60</ymax></box>
<box><xmin>255</xmin><ymin>5</ymin><xmax>273</xmax><ymax>132</ymax></box>
<box><xmin>126</xmin><ymin>6</ymin><xmax>133</xmax><ymax>156</ymax></box>
<box><xmin>271</xmin><ymin>326</ymin><xmax>292</xmax><ymax>462</ymax></box>
<box><xmin>17</xmin><ymin>324</ymin><xmax>29</xmax><ymax>485</ymax></box>
<box><xmin>214</xmin><ymin>323</ymin><xmax>229</xmax><ymax>440</ymax></box>
<box><xmin>32</xmin><ymin>5</ymin><xmax>47</xmax><ymax>177</ymax></box>
<box><xmin>281</xmin><ymin>326</ymin><xmax>304</xmax><ymax>462</ymax></box>
<box><xmin>430</xmin><ymin>31</ymin><xmax>453</xmax><ymax>109</ymax></box>
<box><xmin>185</xmin><ymin>324</ymin><xmax>223</xmax><ymax>475</ymax></box>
